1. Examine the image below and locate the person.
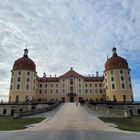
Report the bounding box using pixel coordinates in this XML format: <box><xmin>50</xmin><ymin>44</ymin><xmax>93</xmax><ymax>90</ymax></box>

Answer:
<box><xmin>76</xmin><ymin>100</ymin><xmax>78</xmax><ymax>106</ymax></box>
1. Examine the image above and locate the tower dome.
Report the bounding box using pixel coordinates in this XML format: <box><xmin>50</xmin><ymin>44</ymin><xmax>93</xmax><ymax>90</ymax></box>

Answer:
<box><xmin>12</xmin><ymin>49</ymin><xmax>36</xmax><ymax>71</ymax></box>
<box><xmin>105</xmin><ymin>48</ymin><xmax>129</xmax><ymax>71</ymax></box>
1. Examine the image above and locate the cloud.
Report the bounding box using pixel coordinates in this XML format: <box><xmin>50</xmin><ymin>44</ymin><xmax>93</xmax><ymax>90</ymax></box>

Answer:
<box><xmin>0</xmin><ymin>0</ymin><xmax>140</xmax><ymax>101</ymax></box>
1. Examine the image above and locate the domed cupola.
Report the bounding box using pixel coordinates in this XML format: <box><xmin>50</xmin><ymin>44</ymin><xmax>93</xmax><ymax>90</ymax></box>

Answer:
<box><xmin>105</xmin><ymin>48</ymin><xmax>129</xmax><ymax>71</ymax></box>
<box><xmin>12</xmin><ymin>49</ymin><xmax>36</xmax><ymax>71</ymax></box>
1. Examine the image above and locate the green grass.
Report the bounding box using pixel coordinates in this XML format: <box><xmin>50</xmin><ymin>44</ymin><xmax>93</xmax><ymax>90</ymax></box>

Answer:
<box><xmin>99</xmin><ymin>116</ymin><xmax>140</xmax><ymax>132</ymax></box>
<box><xmin>0</xmin><ymin>116</ymin><xmax>45</xmax><ymax>131</ymax></box>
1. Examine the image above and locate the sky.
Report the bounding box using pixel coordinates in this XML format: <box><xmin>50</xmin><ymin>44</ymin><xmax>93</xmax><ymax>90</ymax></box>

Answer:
<box><xmin>0</xmin><ymin>0</ymin><xmax>140</xmax><ymax>101</ymax></box>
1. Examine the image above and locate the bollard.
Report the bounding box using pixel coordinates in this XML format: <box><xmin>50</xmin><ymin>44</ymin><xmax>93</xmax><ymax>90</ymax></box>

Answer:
<box><xmin>13</xmin><ymin>112</ymin><xmax>20</xmax><ymax>119</ymax></box>
<box><xmin>107</xmin><ymin>109</ymin><xmax>110</xmax><ymax>114</ymax></box>
<box><xmin>124</xmin><ymin>110</ymin><xmax>131</xmax><ymax>118</ymax></box>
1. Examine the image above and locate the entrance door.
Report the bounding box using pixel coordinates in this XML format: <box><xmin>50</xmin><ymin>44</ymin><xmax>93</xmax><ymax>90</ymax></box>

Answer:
<box><xmin>62</xmin><ymin>97</ymin><xmax>65</xmax><ymax>103</ymax></box>
<box><xmin>70</xmin><ymin>96</ymin><xmax>74</xmax><ymax>102</ymax></box>
<box><xmin>11</xmin><ymin>109</ymin><xmax>15</xmax><ymax>116</ymax></box>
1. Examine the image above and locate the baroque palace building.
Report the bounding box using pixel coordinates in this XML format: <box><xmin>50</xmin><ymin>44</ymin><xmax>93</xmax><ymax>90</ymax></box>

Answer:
<box><xmin>9</xmin><ymin>48</ymin><xmax>134</xmax><ymax>103</ymax></box>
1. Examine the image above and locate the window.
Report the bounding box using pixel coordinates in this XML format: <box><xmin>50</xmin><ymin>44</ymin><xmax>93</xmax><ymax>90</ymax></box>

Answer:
<box><xmin>50</xmin><ymin>89</ymin><xmax>53</xmax><ymax>94</ymax></box>
<box><xmin>51</xmin><ymin>84</ymin><xmax>53</xmax><ymax>88</ymax></box>
<box><xmin>95</xmin><ymin>84</ymin><xmax>97</xmax><ymax>87</ymax></box>
<box><xmin>85</xmin><ymin>84</ymin><xmax>88</xmax><ymax>87</ymax></box>
<box><xmin>112</xmin><ymin>84</ymin><xmax>115</xmax><ymax>89</ymax></box>
<box><xmin>3</xmin><ymin>109</ymin><xmax>6</xmax><ymax>115</ymax></box>
<box><xmin>100</xmin><ymin>89</ymin><xmax>102</xmax><ymax>93</ymax></box>
<box><xmin>113</xmin><ymin>95</ymin><xmax>117</xmax><ymax>102</ymax></box>
<box><xmin>18</xmin><ymin>71</ymin><xmax>21</xmax><ymax>75</ymax></box>
<box><xmin>63</xmin><ymin>89</ymin><xmax>65</xmax><ymax>94</ymax></box>
<box><xmin>90</xmin><ymin>89</ymin><xmax>92</xmax><ymax>94</ymax></box>
<box><xmin>16</xmin><ymin>95</ymin><xmax>19</xmax><ymax>102</ymax></box>
<box><xmin>10</xmin><ymin>85</ymin><xmax>13</xmax><ymax>90</ymax></box>
<box><xmin>121</xmin><ymin>76</ymin><xmax>124</xmax><ymax>81</ymax></box>
<box><xmin>128</xmin><ymin>71</ymin><xmax>130</xmax><ymax>75</ymax></box>
<box><xmin>79</xmin><ymin>84</ymin><xmax>81</xmax><ymax>88</ymax></box>
<box><xmin>129</xmin><ymin>77</ymin><xmax>131</xmax><ymax>82</ymax></box>
<box><xmin>40</xmin><ymin>84</ymin><xmax>42</xmax><ymax>88</ymax></box>
<box><xmin>120</xmin><ymin>70</ymin><xmax>123</xmax><ymax>74</ymax></box>
<box><xmin>99</xmin><ymin>84</ymin><xmax>102</xmax><ymax>87</ymax></box>
<box><xmin>79</xmin><ymin>89</ymin><xmax>81</xmax><ymax>94</ymax></box>
<box><xmin>45</xmin><ymin>84</ymin><xmax>47</xmax><ymax>88</ymax></box>
<box><xmin>33</xmin><ymin>86</ymin><xmax>35</xmax><ymax>91</ymax></box>
<box><xmin>111</xmin><ymin>77</ymin><xmax>114</xmax><ymax>82</ymax></box>
<box><xmin>62</xmin><ymin>84</ymin><xmax>65</xmax><ymax>88</ymax></box>
<box><xmin>56</xmin><ymin>84</ymin><xmax>58</xmax><ymax>88</ymax></box>
<box><xmin>123</xmin><ymin>95</ymin><xmax>126</xmax><ymax>102</ymax></box>
<box><xmin>39</xmin><ymin>89</ymin><xmax>42</xmax><ymax>94</ymax></box>
<box><xmin>90</xmin><ymin>83</ymin><xmax>92</xmax><ymax>87</ymax></box>
<box><xmin>27</xmin><ymin>78</ymin><xmax>30</xmax><ymax>82</ymax></box>
<box><xmin>130</xmin><ymin>84</ymin><xmax>132</xmax><ymax>89</ymax></box>
<box><xmin>111</xmin><ymin>71</ymin><xmax>113</xmax><ymax>75</ymax></box>
<box><xmin>63</xmin><ymin>79</ymin><xmax>65</xmax><ymax>82</ymax></box>
<box><xmin>79</xmin><ymin>79</ymin><xmax>81</xmax><ymax>81</ymax></box>
<box><xmin>26</xmin><ymin>85</ymin><xmax>30</xmax><ymax>91</ymax></box>
<box><xmin>56</xmin><ymin>89</ymin><xmax>58</xmax><ymax>94</ymax></box>
<box><xmin>122</xmin><ymin>83</ymin><xmax>125</xmax><ymax>89</ymax></box>
<box><xmin>45</xmin><ymin>89</ymin><xmax>47</xmax><ymax>94</ymax></box>
<box><xmin>85</xmin><ymin>89</ymin><xmax>88</xmax><ymax>94</ymax></box>
<box><xmin>17</xmin><ymin>84</ymin><xmax>20</xmax><ymax>90</ymax></box>
<box><xmin>17</xmin><ymin>77</ymin><xmax>21</xmax><ymax>82</ymax></box>
<box><xmin>27</xmin><ymin>72</ymin><xmax>30</xmax><ymax>75</ymax></box>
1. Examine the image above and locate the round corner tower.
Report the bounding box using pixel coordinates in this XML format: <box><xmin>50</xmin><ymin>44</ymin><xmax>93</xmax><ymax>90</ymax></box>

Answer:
<box><xmin>9</xmin><ymin>49</ymin><xmax>37</xmax><ymax>102</ymax></box>
<box><xmin>104</xmin><ymin>48</ymin><xmax>133</xmax><ymax>102</ymax></box>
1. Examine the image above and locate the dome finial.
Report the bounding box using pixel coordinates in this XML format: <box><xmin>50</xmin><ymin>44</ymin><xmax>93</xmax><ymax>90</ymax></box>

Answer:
<box><xmin>112</xmin><ymin>47</ymin><xmax>117</xmax><ymax>56</ymax></box>
<box><xmin>24</xmin><ymin>45</ymin><xmax>28</xmax><ymax>57</ymax></box>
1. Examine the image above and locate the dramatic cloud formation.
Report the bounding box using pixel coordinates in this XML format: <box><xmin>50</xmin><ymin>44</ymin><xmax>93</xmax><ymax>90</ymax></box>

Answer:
<box><xmin>0</xmin><ymin>0</ymin><xmax>140</xmax><ymax>101</ymax></box>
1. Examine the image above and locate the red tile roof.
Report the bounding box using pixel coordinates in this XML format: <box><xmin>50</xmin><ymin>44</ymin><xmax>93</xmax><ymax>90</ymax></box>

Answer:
<box><xmin>105</xmin><ymin>48</ymin><xmax>129</xmax><ymax>71</ymax></box>
<box><xmin>84</xmin><ymin>76</ymin><xmax>104</xmax><ymax>82</ymax></box>
<box><xmin>12</xmin><ymin>56</ymin><xmax>36</xmax><ymax>71</ymax></box>
<box><xmin>37</xmin><ymin>77</ymin><xmax>59</xmax><ymax>82</ymax></box>
<box><xmin>59</xmin><ymin>69</ymin><xmax>84</xmax><ymax>78</ymax></box>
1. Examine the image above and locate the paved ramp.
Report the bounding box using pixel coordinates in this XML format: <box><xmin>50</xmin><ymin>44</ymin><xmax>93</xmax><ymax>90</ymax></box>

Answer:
<box><xmin>26</xmin><ymin>103</ymin><xmax>121</xmax><ymax>132</ymax></box>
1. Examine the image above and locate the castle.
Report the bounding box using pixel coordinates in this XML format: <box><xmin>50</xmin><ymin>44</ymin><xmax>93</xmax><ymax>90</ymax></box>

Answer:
<box><xmin>9</xmin><ymin>48</ymin><xmax>133</xmax><ymax>103</ymax></box>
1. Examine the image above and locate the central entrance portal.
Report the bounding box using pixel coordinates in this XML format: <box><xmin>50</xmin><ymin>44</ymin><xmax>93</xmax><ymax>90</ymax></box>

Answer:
<box><xmin>70</xmin><ymin>96</ymin><xmax>74</xmax><ymax>102</ymax></box>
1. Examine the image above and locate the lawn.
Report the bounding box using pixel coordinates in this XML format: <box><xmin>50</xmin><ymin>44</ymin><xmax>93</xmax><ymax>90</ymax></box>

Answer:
<box><xmin>99</xmin><ymin>116</ymin><xmax>140</xmax><ymax>132</ymax></box>
<box><xmin>0</xmin><ymin>116</ymin><xmax>45</xmax><ymax>131</ymax></box>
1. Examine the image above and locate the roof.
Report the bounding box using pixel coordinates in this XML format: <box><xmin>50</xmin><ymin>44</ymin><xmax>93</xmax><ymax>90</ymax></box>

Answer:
<box><xmin>84</xmin><ymin>76</ymin><xmax>104</xmax><ymax>82</ymax></box>
<box><xmin>105</xmin><ymin>48</ymin><xmax>129</xmax><ymax>71</ymax></box>
<box><xmin>59</xmin><ymin>68</ymin><xmax>84</xmax><ymax>78</ymax></box>
<box><xmin>37</xmin><ymin>77</ymin><xmax>59</xmax><ymax>82</ymax></box>
<box><xmin>37</xmin><ymin>68</ymin><xmax>104</xmax><ymax>82</ymax></box>
<box><xmin>12</xmin><ymin>49</ymin><xmax>36</xmax><ymax>71</ymax></box>
<box><xmin>12</xmin><ymin>57</ymin><xmax>36</xmax><ymax>71</ymax></box>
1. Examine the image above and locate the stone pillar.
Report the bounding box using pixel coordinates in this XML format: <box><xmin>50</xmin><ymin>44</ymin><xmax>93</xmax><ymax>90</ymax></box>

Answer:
<box><xmin>124</xmin><ymin>110</ymin><xmax>131</xmax><ymax>118</ymax></box>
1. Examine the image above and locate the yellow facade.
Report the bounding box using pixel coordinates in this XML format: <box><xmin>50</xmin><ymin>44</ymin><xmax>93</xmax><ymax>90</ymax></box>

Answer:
<box><xmin>105</xmin><ymin>69</ymin><xmax>133</xmax><ymax>102</ymax></box>
<box><xmin>9</xmin><ymin>70</ymin><xmax>37</xmax><ymax>102</ymax></box>
<box><xmin>9</xmin><ymin>48</ymin><xmax>134</xmax><ymax>102</ymax></box>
